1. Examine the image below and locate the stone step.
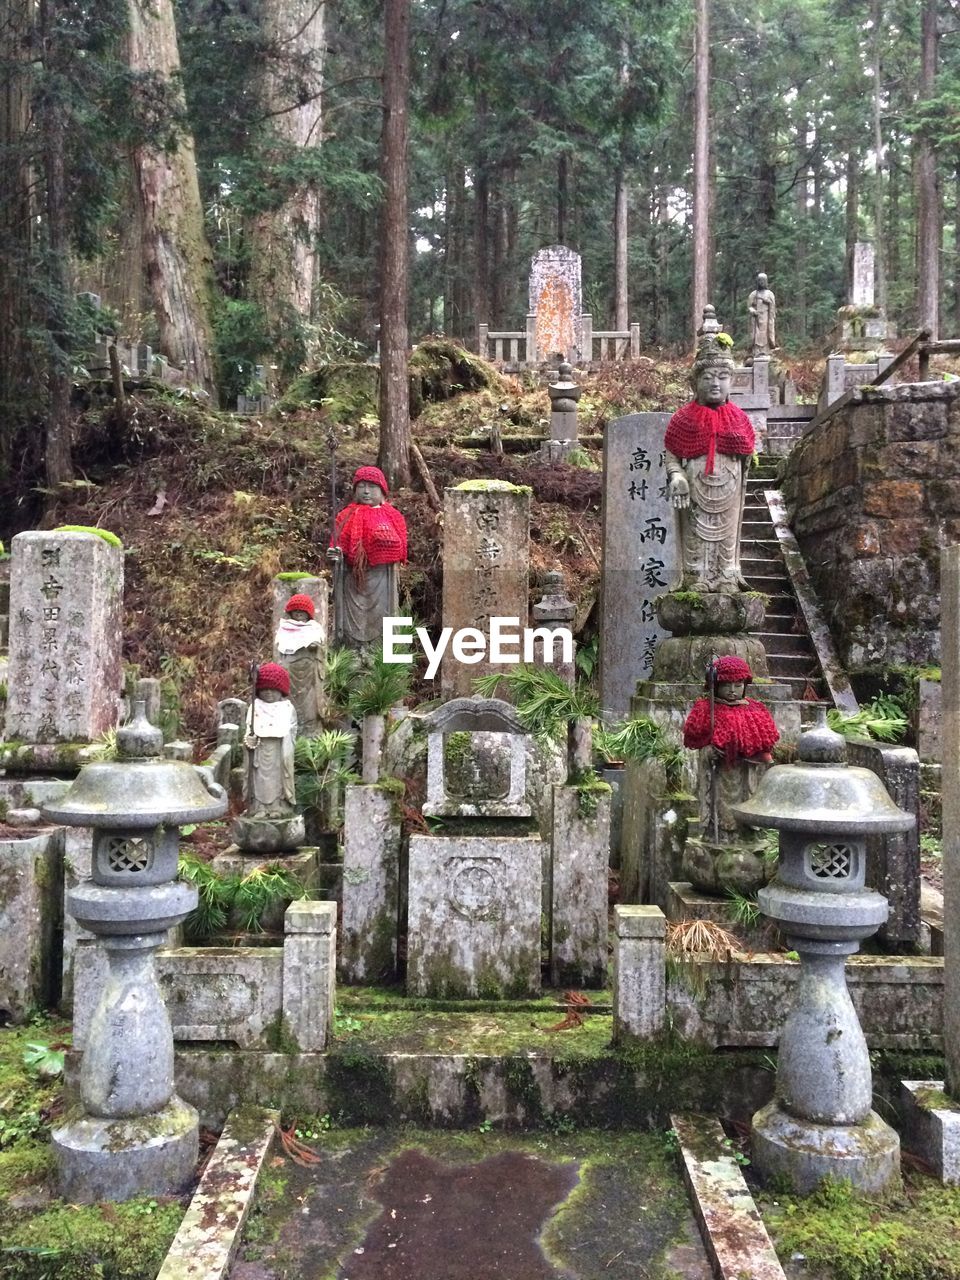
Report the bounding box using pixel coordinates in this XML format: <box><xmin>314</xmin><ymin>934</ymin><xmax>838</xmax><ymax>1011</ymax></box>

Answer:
<box><xmin>761</xmin><ymin>612</ymin><xmax>803</xmax><ymax>634</ymax></box>
<box><xmin>765</xmin><ymin>653</ymin><xmax>824</xmax><ymax>675</ymax></box>
<box><xmin>757</xmin><ymin>632</ymin><xmax>817</xmax><ymax>657</ymax></box>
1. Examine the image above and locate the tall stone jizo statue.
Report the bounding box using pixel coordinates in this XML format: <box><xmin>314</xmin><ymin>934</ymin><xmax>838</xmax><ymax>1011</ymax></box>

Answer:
<box><xmin>653</xmin><ymin>320</ymin><xmax>769</xmax><ymax>686</ymax></box>
<box><xmin>328</xmin><ymin>465</ymin><xmax>407</xmax><ymax>651</ymax></box>
<box><xmin>747</xmin><ymin>272</ymin><xmax>778</xmax><ymax>360</ymax></box>
<box><xmin>664</xmin><ymin>334</ymin><xmax>755</xmax><ymax>596</ymax></box>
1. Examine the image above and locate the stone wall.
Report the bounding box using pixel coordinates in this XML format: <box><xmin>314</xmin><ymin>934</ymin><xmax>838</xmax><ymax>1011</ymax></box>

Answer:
<box><xmin>781</xmin><ymin>381</ymin><xmax>960</xmax><ymax>671</ymax></box>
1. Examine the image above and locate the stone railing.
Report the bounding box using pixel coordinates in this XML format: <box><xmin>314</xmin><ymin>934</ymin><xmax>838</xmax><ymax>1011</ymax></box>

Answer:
<box><xmin>478</xmin><ymin>314</ymin><xmax>641</xmax><ymax>369</ymax></box>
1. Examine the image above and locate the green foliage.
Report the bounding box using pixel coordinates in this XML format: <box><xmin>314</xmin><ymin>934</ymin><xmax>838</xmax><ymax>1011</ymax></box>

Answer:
<box><xmin>595</xmin><ymin>715</ymin><xmax>677</xmax><ymax>769</ymax></box>
<box><xmin>828</xmin><ymin>695</ymin><xmax>908</xmax><ymax>743</ymax></box>
<box><xmin>349</xmin><ymin>655</ymin><xmax>412</xmax><ymax>719</ymax></box>
<box><xmin>21</xmin><ymin>1043</ymin><xmax>65</xmax><ymax>1080</ymax></box>
<box><xmin>472</xmin><ymin>665</ymin><xmax>599</xmax><ymax>740</ymax></box>
<box><xmin>178</xmin><ymin>852</ymin><xmax>314</xmax><ymax>940</ymax></box>
<box><xmin>293</xmin><ymin>729</ymin><xmax>358</xmax><ymax>812</ymax></box>
<box><xmin>323</xmin><ymin>647</ymin><xmax>363</xmax><ymax>713</ymax></box>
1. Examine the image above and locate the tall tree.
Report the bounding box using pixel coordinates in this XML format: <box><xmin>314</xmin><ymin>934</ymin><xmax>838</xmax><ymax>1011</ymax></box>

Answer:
<box><xmin>245</xmin><ymin>0</ymin><xmax>325</xmax><ymax>347</ymax></box>
<box><xmin>916</xmin><ymin>0</ymin><xmax>940</xmax><ymax>337</ymax></box>
<box><xmin>691</xmin><ymin>0</ymin><xmax>710</xmax><ymax>341</ymax></box>
<box><xmin>127</xmin><ymin>0</ymin><xmax>218</xmax><ymax>401</ymax></box>
<box><xmin>378</xmin><ymin>0</ymin><xmax>411</xmax><ymax>489</ymax></box>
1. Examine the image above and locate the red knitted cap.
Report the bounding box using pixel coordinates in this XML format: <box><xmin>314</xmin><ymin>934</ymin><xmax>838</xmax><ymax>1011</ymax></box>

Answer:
<box><xmin>256</xmin><ymin>662</ymin><xmax>290</xmax><ymax>695</ymax></box>
<box><xmin>708</xmin><ymin>655</ymin><xmax>753</xmax><ymax>686</ymax></box>
<box><xmin>285</xmin><ymin>593</ymin><xmax>315</xmax><ymax>618</ymax></box>
<box><xmin>353</xmin><ymin>465</ymin><xmax>389</xmax><ymax>495</ymax></box>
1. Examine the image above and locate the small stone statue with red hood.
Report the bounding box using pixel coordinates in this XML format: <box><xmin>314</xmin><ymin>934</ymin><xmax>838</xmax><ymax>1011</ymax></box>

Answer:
<box><xmin>680</xmin><ymin>654</ymin><xmax>780</xmax><ymax>895</ymax></box>
<box><xmin>327</xmin><ymin>465</ymin><xmax>407</xmax><ymax>651</ymax></box>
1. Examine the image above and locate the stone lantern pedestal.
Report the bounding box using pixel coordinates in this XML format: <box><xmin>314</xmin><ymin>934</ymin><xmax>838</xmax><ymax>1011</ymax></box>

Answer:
<box><xmin>732</xmin><ymin>711</ymin><xmax>914</xmax><ymax>1194</ymax></box>
<box><xmin>42</xmin><ymin>702</ymin><xmax>228</xmax><ymax>1202</ymax></box>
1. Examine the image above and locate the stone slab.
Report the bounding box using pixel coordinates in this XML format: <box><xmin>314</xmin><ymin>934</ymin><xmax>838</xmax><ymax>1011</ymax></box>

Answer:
<box><xmin>5</xmin><ymin>530</ymin><xmax>123</xmax><ymax>744</ymax></box>
<box><xmin>550</xmin><ymin>787</ymin><xmax>609</xmax><ymax>987</ymax></box>
<box><xmin>0</xmin><ymin>828</ymin><xmax>64</xmax><ymax>1019</ymax></box>
<box><xmin>61</xmin><ymin>826</ymin><xmax>95</xmax><ymax>1006</ymax></box>
<box><xmin>900</xmin><ymin>1080</ymin><xmax>960</xmax><ymax>1184</ymax></box>
<box><xmin>340</xmin><ymin>785</ymin><xmax>401</xmax><ymax>983</ymax></box>
<box><xmin>666</xmin><ymin>882</ymin><xmax>740</xmax><ymax>927</ymax></box>
<box><xmin>283</xmin><ymin>900</ymin><xmax>336</xmax><ymax>1052</ymax></box>
<box><xmin>943</xmin><ymin>545</ymin><xmax>960</xmax><ymax>1096</ymax></box>
<box><xmin>852</xmin><ymin>241</ymin><xmax>875</xmax><ymax>306</ymax></box>
<box><xmin>672</xmin><ymin>1113</ymin><xmax>787</xmax><ymax>1280</ymax></box>
<box><xmin>407</xmin><ymin>834</ymin><xmax>542</xmax><ymax>998</ymax></box>
<box><xmin>599</xmin><ymin>412</ymin><xmax>675</xmax><ymax>720</ymax></box>
<box><xmin>156</xmin><ymin>1109</ymin><xmax>278</xmax><ymax>1280</ymax></box>
<box><xmin>529</xmin><ymin>245</ymin><xmax>582</xmax><ymax>362</ymax></box>
<box><xmin>917</xmin><ymin>677</ymin><xmax>942</xmax><ymax>763</ymax></box>
<box><xmin>614</xmin><ymin>906</ymin><xmax>666</xmax><ymax>1040</ymax></box>
<box><xmin>669</xmin><ymin>953</ymin><xmax>943</xmax><ymax>1050</ymax></box>
<box><xmin>847</xmin><ymin>738</ymin><xmax>921</xmax><ymax>945</ymax></box>
<box><xmin>440</xmin><ymin>485</ymin><xmax>531</xmax><ymax>697</ymax></box>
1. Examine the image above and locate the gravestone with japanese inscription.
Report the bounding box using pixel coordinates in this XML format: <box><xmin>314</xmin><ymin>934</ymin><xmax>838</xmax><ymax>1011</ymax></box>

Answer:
<box><xmin>529</xmin><ymin>245</ymin><xmax>582</xmax><ymax>363</ymax></box>
<box><xmin>440</xmin><ymin>482</ymin><xmax>531</xmax><ymax>699</ymax></box>
<box><xmin>3</xmin><ymin>531</ymin><xmax>123</xmax><ymax>750</ymax></box>
<box><xmin>599</xmin><ymin>413</ymin><xmax>677</xmax><ymax>720</ymax></box>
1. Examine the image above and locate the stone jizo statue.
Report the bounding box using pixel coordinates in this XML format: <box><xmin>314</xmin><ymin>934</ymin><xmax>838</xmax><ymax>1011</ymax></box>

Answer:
<box><xmin>327</xmin><ymin>465</ymin><xmax>407</xmax><ymax>650</ymax></box>
<box><xmin>747</xmin><ymin>272</ymin><xmax>778</xmax><ymax>358</ymax></box>
<box><xmin>681</xmin><ymin>655</ymin><xmax>780</xmax><ymax>894</ymax></box>
<box><xmin>664</xmin><ymin>332</ymin><xmax>756</xmax><ymax>594</ymax></box>
<box><xmin>275</xmin><ymin>593</ymin><xmax>325</xmax><ymax>736</ymax></box>
<box><xmin>243</xmin><ymin>662</ymin><xmax>298</xmax><ymax>818</ymax></box>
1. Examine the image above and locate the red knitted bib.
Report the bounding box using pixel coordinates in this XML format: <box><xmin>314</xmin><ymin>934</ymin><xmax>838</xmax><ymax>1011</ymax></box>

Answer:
<box><xmin>683</xmin><ymin>697</ymin><xmax>779</xmax><ymax>765</ymax></box>
<box><xmin>664</xmin><ymin>400</ymin><xmax>755</xmax><ymax>475</ymax></box>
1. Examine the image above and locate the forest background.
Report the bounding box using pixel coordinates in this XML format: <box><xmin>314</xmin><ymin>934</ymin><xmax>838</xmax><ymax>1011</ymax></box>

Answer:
<box><xmin>0</xmin><ymin>0</ymin><xmax>954</xmax><ymax>495</ymax></box>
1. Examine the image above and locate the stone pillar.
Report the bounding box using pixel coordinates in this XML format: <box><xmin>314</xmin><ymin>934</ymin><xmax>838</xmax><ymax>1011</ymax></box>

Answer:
<box><xmin>613</xmin><ymin>905</ymin><xmax>666</xmax><ymax>1040</ymax></box>
<box><xmin>942</xmin><ymin>545</ymin><xmax>960</xmax><ymax>1098</ymax></box>
<box><xmin>547</xmin><ymin>362</ymin><xmax>581</xmax><ymax>442</ymax></box>
<box><xmin>550</xmin><ymin>787</ymin><xmax>610</xmax><ymax>987</ymax></box>
<box><xmin>4</xmin><ymin>530</ymin><xmax>123</xmax><ymax>749</ymax></box>
<box><xmin>0</xmin><ymin>828</ymin><xmax>64</xmax><ymax>1020</ymax></box>
<box><xmin>530</xmin><ymin>570</ymin><xmax>576</xmax><ymax>686</ymax></box>
<box><xmin>852</xmin><ymin>241</ymin><xmax>875</xmax><ymax>306</ymax></box>
<box><xmin>282</xmin><ymin>899</ymin><xmax>336</xmax><ymax>1051</ymax></box>
<box><xmin>340</xmin><ymin>785</ymin><xmax>401</xmax><ymax>984</ymax></box>
<box><xmin>599</xmin><ymin>413</ymin><xmax>675</xmax><ymax>719</ymax></box>
<box><xmin>440</xmin><ymin>482</ymin><xmax>530</xmax><ymax>697</ymax></box>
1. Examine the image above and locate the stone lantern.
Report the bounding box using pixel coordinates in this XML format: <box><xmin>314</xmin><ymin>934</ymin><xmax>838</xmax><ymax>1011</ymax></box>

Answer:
<box><xmin>731</xmin><ymin>709</ymin><xmax>914</xmax><ymax>1193</ymax></box>
<box><xmin>547</xmin><ymin>361</ymin><xmax>581</xmax><ymax>443</ymax></box>
<box><xmin>42</xmin><ymin>702</ymin><xmax>228</xmax><ymax>1202</ymax></box>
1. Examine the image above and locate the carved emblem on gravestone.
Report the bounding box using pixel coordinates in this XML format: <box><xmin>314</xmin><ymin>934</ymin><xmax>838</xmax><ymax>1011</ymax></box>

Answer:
<box><xmin>449</xmin><ymin>858</ymin><xmax>503</xmax><ymax>921</ymax></box>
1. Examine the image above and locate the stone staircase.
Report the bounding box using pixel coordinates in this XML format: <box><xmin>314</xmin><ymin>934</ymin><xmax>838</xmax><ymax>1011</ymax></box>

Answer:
<box><xmin>742</xmin><ymin>457</ymin><xmax>829</xmax><ymax>704</ymax></box>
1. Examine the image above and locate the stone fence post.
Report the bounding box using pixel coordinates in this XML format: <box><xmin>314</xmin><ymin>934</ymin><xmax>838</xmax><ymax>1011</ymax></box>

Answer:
<box><xmin>613</xmin><ymin>905</ymin><xmax>666</xmax><ymax>1041</ymax></box>
<box><xmin>283</xmin><ymin>900</ymin><xmax>336</xmax><ymax>1051</ymax></box>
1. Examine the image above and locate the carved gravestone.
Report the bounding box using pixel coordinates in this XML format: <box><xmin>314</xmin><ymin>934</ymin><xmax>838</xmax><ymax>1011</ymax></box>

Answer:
<box><xmin>4</xmin><ymin>531</ymin><xmax>123</xmax><ymax>746</ymax></box>
<box><xmin>407</xmin><ymin>697</ymin><xmax>542</xmax><ymax>998</ymax></box>
<box><xmin>599</xmin><ymin>413</ymin><xmax>677</xmax><ymax>719</ymax></box>
<box><xmin>852</xmin><ymin>241</ymin><xmax>875</xmax><ymax>307</ymax></box>
<box><xmin>441</xmin><ymin>483</ymin><xmax>530</xmax><ymax>698</ymax></box>
<box><xmin>529</xmin><ymin>245</ymin><xmax>582</xmax><ymax>363</ymax></box>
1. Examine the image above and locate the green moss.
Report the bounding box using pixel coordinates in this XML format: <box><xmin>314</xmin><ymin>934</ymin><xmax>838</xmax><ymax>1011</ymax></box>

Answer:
<box><xmin>276</xmin><ymin>571</ymin><xmax>314</xmax><ymax>581</ymax></box>
<box><xmin>0</xmin><ymin>1146</ymin><xmax>54</xmax><ymax>1198</ymax></box>
<box><xmin>264</xmin><ymin>1013</ymin><xmax>301</xmax><ymax>1055</ymax></box>
<box><xmin>324</xmin><ymin>1045</ymin><xmax>395</xmax><ymax>1125</ymax></box>
<box><xmin>454</xmin><ymin>479</ymin><xmax>532</xmax><ymax>493</ymax></box>
<box><xmin>670</xmin><ymin>590</ymin><xmax>703</xmax><ymax>604</ymax></box>
<box><xmin>761</xmin><ymin>1176</ymin><xmax>960</xmax><ymax>1280</ymax></box>
<box><xmin>0</xmin><ymin>1198</ymin><xmax>183</xmax><ymax>1279</ymax></box>
<box><xmin>53</xmin><ymin>524</ymin><xmax>122</xmax><ymax>548</ymax></box>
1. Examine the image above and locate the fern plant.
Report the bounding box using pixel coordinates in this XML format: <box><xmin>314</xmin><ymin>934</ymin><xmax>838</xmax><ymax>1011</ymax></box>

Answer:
<box><xmin>294</xmin><ymin>729</ymin><xmax>357</xmax><ymax>810</ymax></box>
<box><xmin>472</xmin><ymin>665</ymin><xmax>599</xmax><ymax>740</ymax></box>
<box><xmin>827</xmin><ymin>695</ymin><xmax>907</xmax><ymax>743</ymax></box>
<box><xmin>323</xmin><ymin>647</ymin><xmax>362</xmax><ymax>714</ymax></box>
<box><xmin>349</xmin><ymin>654</ymin><xmax>412</xmax><ymax>719</ymax></box>
<box><xmin>178</xmin><ymin>852</ymin><xmax>315</xmax><ymax>941</ymax></box>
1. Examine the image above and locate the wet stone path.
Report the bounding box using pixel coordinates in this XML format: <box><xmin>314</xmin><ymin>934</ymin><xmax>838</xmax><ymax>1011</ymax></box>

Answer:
<box><xmin>230</xmin><ymin>1129</ymin><xmax>713</xmax><ymax>1280</ymax></box>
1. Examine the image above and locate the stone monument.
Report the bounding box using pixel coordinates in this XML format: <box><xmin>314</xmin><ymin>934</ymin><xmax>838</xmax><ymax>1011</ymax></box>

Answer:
<box><xmin>327</xmin><ymin>465</ymin><xmax>407</xmax><ymax>652</ymax></box>
<box><xmin>3</xmin><ymin>530</ymin><xmax>123</xmax><ymax>759</ymax></box>
<box><xmin>440</xmin><ymin>481</ymin><xmax>530</xmax><ymax>698</ymax></box>
<box><xmin>274</xmin><ymin>592</ymin><xmax>326</xmax><ymax>736</ymax></box>
<box><xmin>529</xmin><ymin>245</ymin><xmax>582</xmax><ymax>363</ymax></box>
<box><xmin>680</xmin><ymin>655</ymin><xmax>779</xmax><ymax>895</ymax></box>
<box><xmin>233</xmin><ymin>662</ymin><xmax>305</xmax><ymax>854</ymax></box>
<box><xmin>541</xmin><ymin>361</ymin><xmax>581</xmax><ymax>461</ymax></box>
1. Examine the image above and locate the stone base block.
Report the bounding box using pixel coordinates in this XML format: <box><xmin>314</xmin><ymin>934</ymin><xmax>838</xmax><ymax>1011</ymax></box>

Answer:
<box><xmin>681</xmin><ymin>837</ymin><xmax>774</xmax><ymax>897</ymax></box>
<box><xmin>550</xmin><ymin>787</ymin><xmax>609</xmax><ymax>987</ymax></box>
<box><xmin>751</xmin><ymin>1099</ymin><xmax>900</xmax><ymax>1194</ymax></box>
<box><xmin>666</xmin><ymin>882</ymin><xmax>738</xmax><ymax>926</ymax></box>
<box><xmin>211</xmin><ymin>846</ymin><xmax>320</xmax><ymax>933</ymax></box>
<box><xmin>900</xmin><ymin>1080</ymin><xmax>960</xmax><ymax>1184</ymax></box>
<box><xmin>340</xmin><ymin>786</ymin><xmax>401</xmax><ymax>984</ymax></box>
<box><xmin>407</xmin><ymin>834</ymin><xmax>542</xmax><ymax>998</ymax></box>
<box><xmin>656</xmin><ymin>591</ymin><xmax>767</xmax><ymax>636</ymax></box>
<box><xmin>53</xmin><ymin>1095</ymin><xmax>199</xmax><ymax>1203</ymax></box>
<box><xmin>652</xmin><ymin>634</ymin><xmax>770</xmax><ymax>686</ymax></box>
<box><xmin>231</xmin><ymin>813</ymin><xmax>305</xmax><ymax>854</ymax></box>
